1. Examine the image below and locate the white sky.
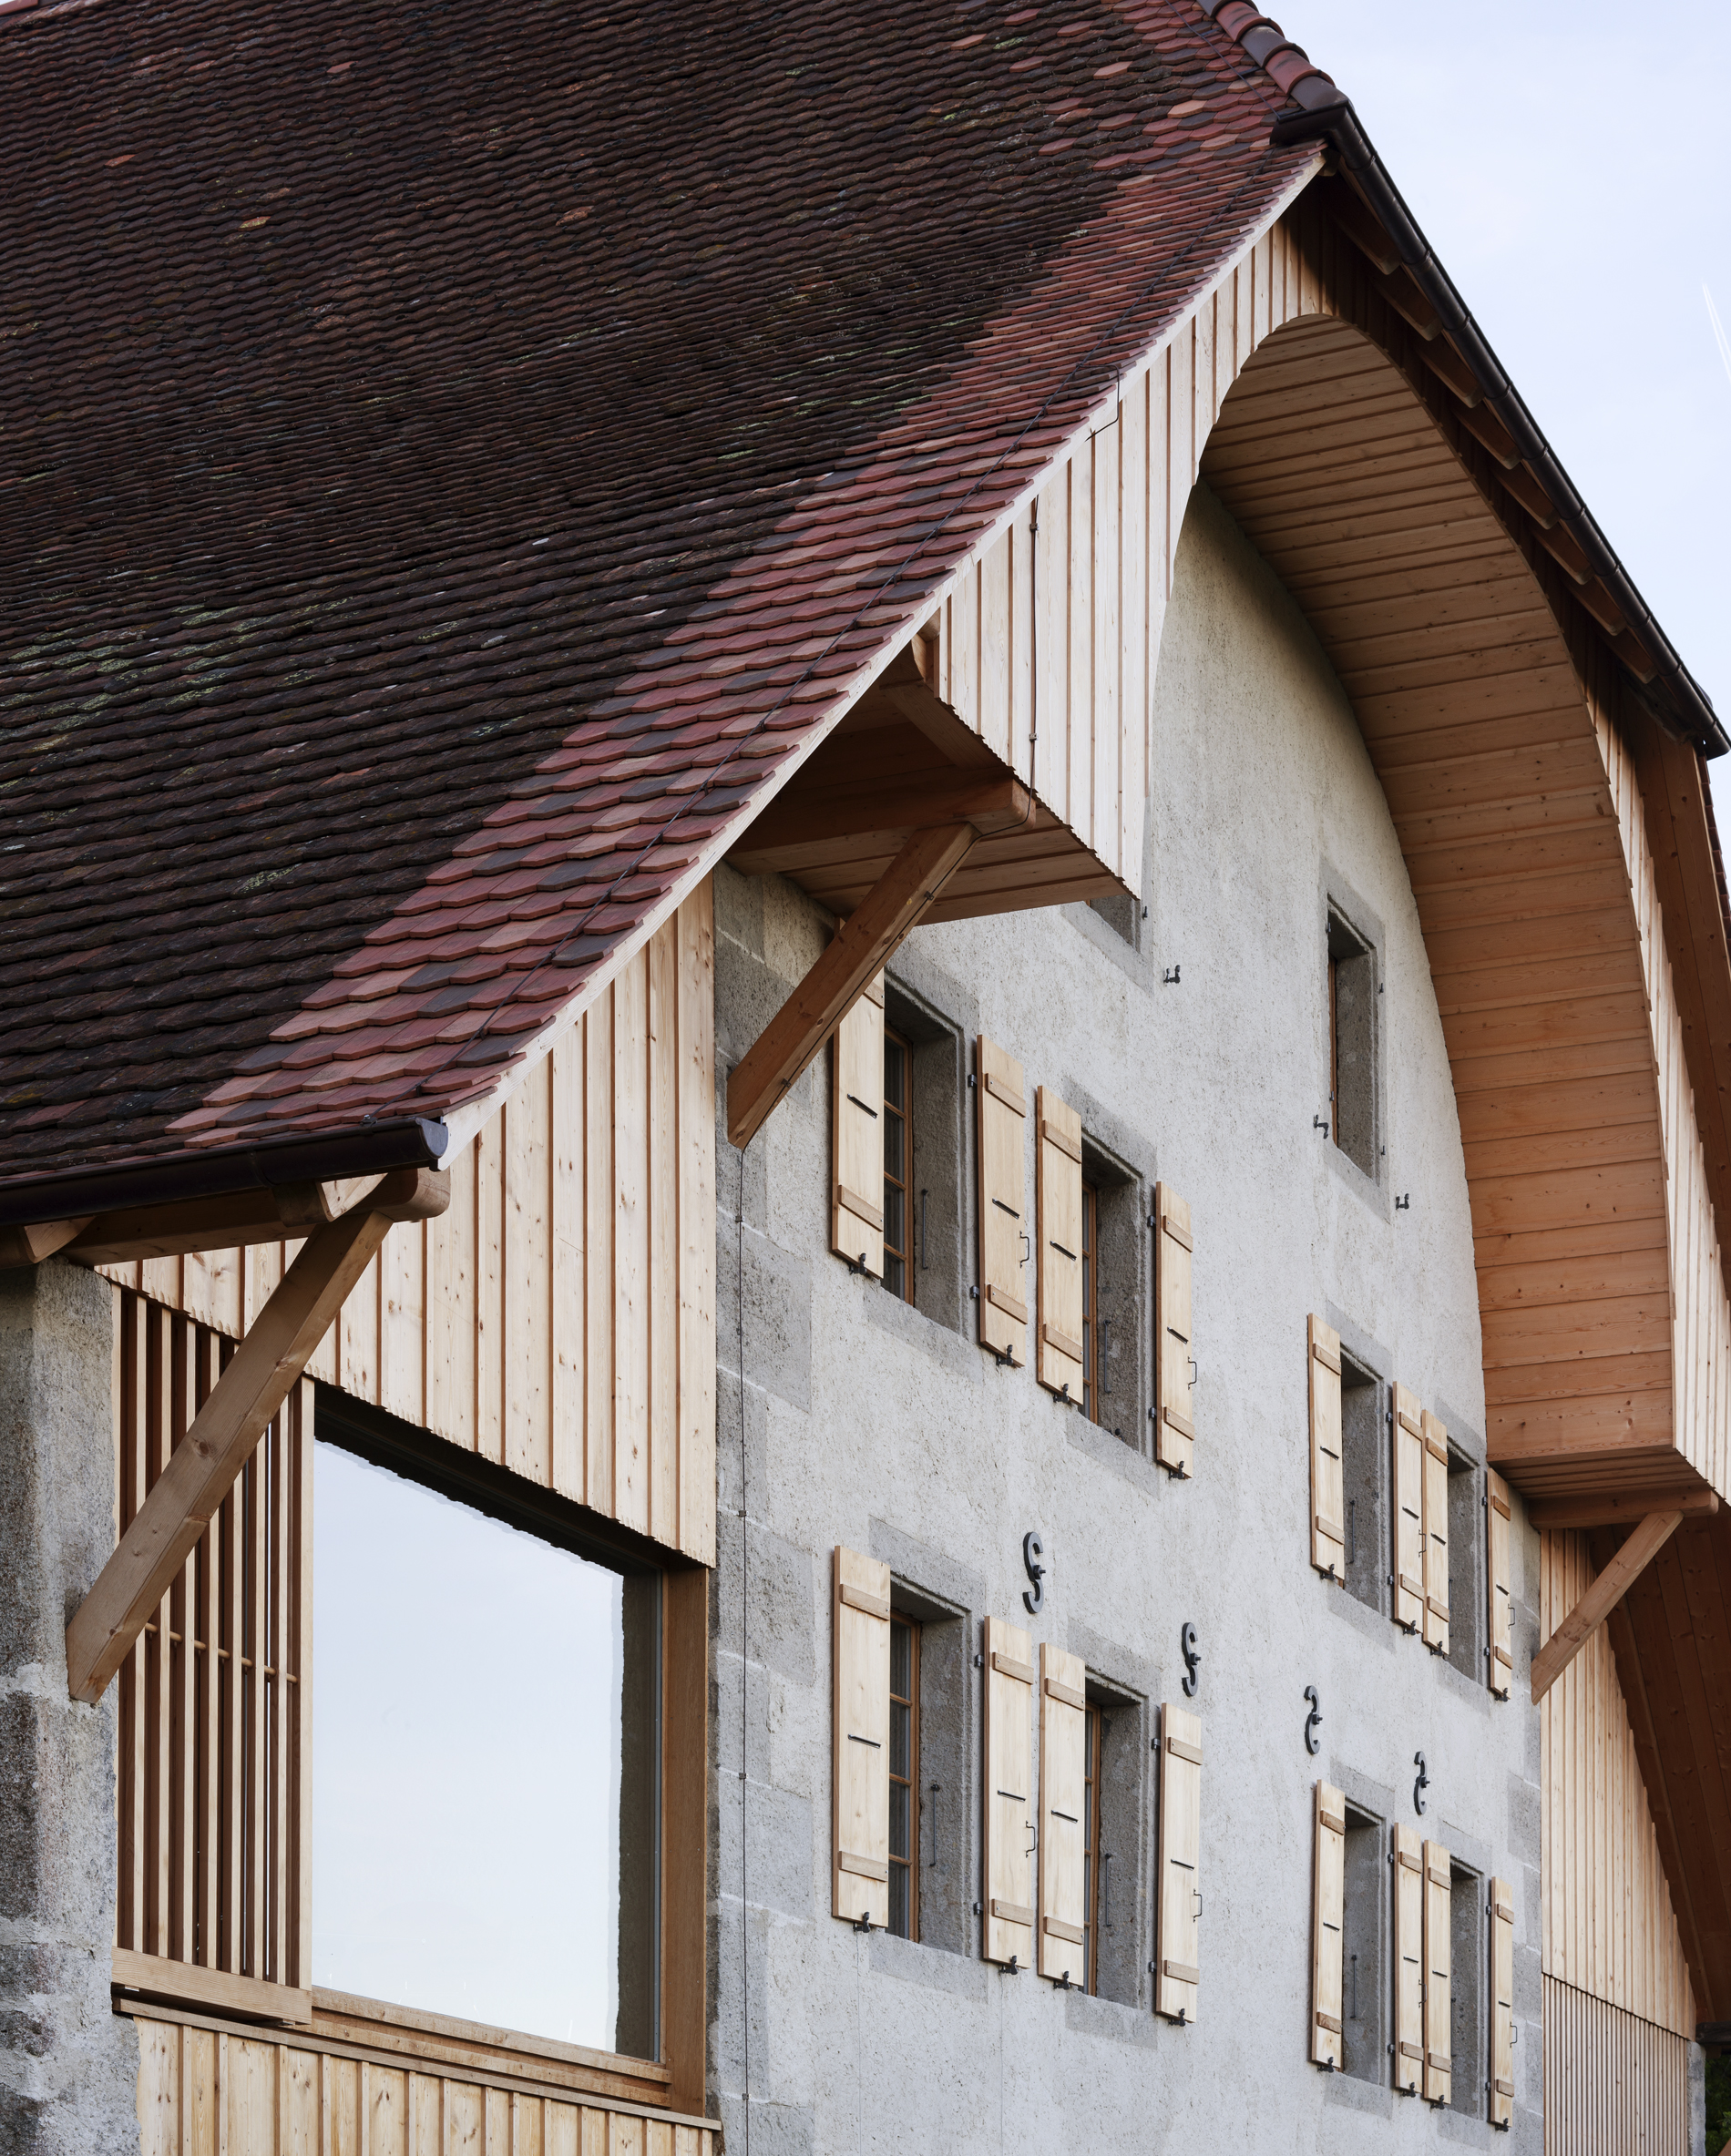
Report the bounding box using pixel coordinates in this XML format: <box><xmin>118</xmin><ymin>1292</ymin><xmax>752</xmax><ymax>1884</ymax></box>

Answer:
<box><xmin>1269</xmin><ymin>0</ymin><xmax>1731</xmax><ymax>819</ymax></box>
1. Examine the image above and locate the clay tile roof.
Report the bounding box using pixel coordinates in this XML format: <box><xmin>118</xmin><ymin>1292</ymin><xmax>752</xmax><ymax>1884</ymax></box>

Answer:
<box><xmin>0</xmin><ymin>0</ymin><xmax>1317</xmax><ymax>1192</ymax></box>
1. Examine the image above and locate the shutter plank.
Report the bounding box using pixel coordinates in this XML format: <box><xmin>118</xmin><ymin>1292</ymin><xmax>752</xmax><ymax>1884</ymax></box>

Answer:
<box><xmin>1487</xmin><ymin>1468</ymin><xmax>1513</xmax><ymax>1698</ymax></box>
<box><xmin>1421</xmin><ymin>1411</ymin><xmax>1450</xmax><ymax>1656</ymax></box>
<box><xmin>1422</xmin><ymin>1837</ymin><xmax>1452</xmax><ymax>2105</ymax></box>
<box><xmin>1154</xmin><ymin>1184</ymin><xmax>1193</xmax><ymax>1475</ymax></box>
<box><xmin>1392</xmin><ymin>1824</ymin><xmax>1424</xmax><ymax>2095</ymax></box>
<box><xmin>1154</xmin><ymin>1703</ymin><xmax>1202</xmax><ymax>2022</ymax></box>
<box><xmin>1391</xmin><ymin>1382</ymin><xmax>1425</xmax><ymax>1633</ymax></box>
<box><xmin>831</xmin><ymin>1546</ymin><xmax>890</xmax><ymax>1926</ymax></box>
<box><xmin>1310</xmin><ymin>1782</ymin><xmax>1347</xmax><ymax>2069</ymax></box>
<box><xmin>831</xmin><ymin>976</ymin><xmax>886</xmax><ymax>1279</ymax></box>
<box><xmin>983</xmin><ymin>1615</ymin><xmax>1035</xmax><ymax>1966</ymax></box>
<box><xmin>1036</xmin><ymin>1089</ymin><xmax>1085</xmax><ymax>1401</ymax></box>
<box><xmin>977</xmin><ymin>1037</ymin><xmax>1028</xmax><ymax>1365</ymax></box>
<box><xmin>1308</xmin><ymin>1317</ymin><xmax>1345</xmax><ymax>1580</ymax></box>
<box><xmin>1489</xmin><ymin>1875</ymin><xmax>1515</xmax><ymax>2127</ymax></box>
<box><xmin>1037</xmin><ymin>1644</ymin><xmax>1088</xmax><ymax>1981</ymax></box>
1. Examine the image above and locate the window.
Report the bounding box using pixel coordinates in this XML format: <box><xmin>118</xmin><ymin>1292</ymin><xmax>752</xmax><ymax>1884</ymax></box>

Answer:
<box><xmin>1081</xmin><ymin>1179</ymin><xmax>1100</xmax><ymax>1421</ymax></box>
<box><xmin>883</xmin><ymin>1024</ymin><xmax>913</xmax><ymax>1303</ymax></box>
<box><xmin>1081</xmin><ymin>1702</ymin><xmax>1103</xmax><ymax>1992</ymax></box>
<box><xmin>312</xmin><ymin>1438</ymin><xmax>660</xmax><ymax>2057</ymax></box>
<box><xmin>1447</xmin><ymin>1446</ymin><xmax>1483</xmax><ymax>1682</ymax></box>
<box><xmin>888</xmin><ymin>1613</ymin><xmax>919</xmax><ymax>1938</ymax></box>
<box><xmin>1449</xmin><ymin>1857</ymin><xmax>1484</xmax><ymax>2116</ymax></box>
<box><xmin>1339</xmin><ymin>1354</ymin><xmax>1382</xmax><ymax>1614</ymax></box>
<box><xmin>1341</xmin><ymin>1804</ymin><xmax>1385</xmax><ymax>2083</ymax></box>
<box><xmin>1326</xmin><ymin>907</ymin><xmax>1378</xmax><ymax>1179</ymax></box>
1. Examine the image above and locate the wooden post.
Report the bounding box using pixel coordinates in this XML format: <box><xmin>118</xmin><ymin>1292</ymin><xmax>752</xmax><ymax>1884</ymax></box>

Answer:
<box><xmin>1530</xmin><ymin>1510</ymin><xmax>1683</xmax><ymax>1704</ymax></box>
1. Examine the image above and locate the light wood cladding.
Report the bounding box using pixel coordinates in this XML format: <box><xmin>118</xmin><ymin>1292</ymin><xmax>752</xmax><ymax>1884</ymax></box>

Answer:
<box><xmin>1540</xmin><ymin>1531</ymin><xmax>1695</xmax><ymax>2037</ymax></box>
<box><xmin>100</xmin><ymin>887</ymin><xmax>716</xmax><ymax>1566</ymax></box>
<box><xmin>132</xmin><ymin>2012</ymin><xmax>720</xmax><ymax>2156</ymax></box>
<box><xmin>1542</xmin><ymin>1975</ymin><xmax>1694</xmax><ymax>2156</ymax></box>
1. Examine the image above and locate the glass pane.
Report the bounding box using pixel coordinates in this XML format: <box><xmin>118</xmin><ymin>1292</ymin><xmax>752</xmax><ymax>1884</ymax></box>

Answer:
<box><xmin>312</xmin><ymin>1443</ymin><xmax>659</xmax><ymax>2055</ymax></box>
<box><xmin>888</xmin><ymin>1856</ymin><xmax>910</xmax><ymax>1938</ymax></box>
<box><xmin>889</xmin><ymin>1774</ymin><xmax>909</xmax><ymax>1864</ymax></box>
<box><xmin>884</xmin><ymin>1036</ymin><xmax>906</xmax><ymax>1114</ymax></box>
<box><xmin>889</xmin><ymin>1693</ymin><xmax>910</xmax><ymax>1783</ymax></box>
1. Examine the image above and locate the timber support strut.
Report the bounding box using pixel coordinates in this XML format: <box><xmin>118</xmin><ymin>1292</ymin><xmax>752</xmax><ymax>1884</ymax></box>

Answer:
<box><xmin>1530</xmin><ymin>1508</ymin><xmax>1684</xmax><ymax>1704</ymax></box>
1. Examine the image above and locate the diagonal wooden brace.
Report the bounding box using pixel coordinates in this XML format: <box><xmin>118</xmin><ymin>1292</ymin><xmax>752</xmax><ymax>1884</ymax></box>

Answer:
<box><xmin>66</xmin><ymin>1166</ymin><xmax>447</xmax><ymax>1704</ymax></box>
<box><xmin>1530</xmin><ymin>1507</ymin><xmax>1683</xmax><ymax>1704</ymax></box>
<box><xmin>727</xmin><ymin>820</ymin><xmax>978</xmax><ymax>1149</ymax></box>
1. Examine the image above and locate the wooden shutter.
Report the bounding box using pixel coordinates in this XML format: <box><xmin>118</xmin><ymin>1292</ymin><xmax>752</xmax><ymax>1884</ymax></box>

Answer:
<box><xmin>1153</xmin><ymin>1183</ymin><xmax>1193</xmax><ymax>1475</ymax></box>
<box><xmin>831</xmin><ymin>974</ymin><xmax>886</xmax><ymax>1279</ymax></box>
<box><xmin>1487</xmin><ymin>1468</ymin><xmax>1513</xmax><ymax>1699</ymax></box>
<box><xmin>1154</xmin><ymin>1703</ymin><xmax>1203</xmax><ymax>2022</ymax></box>
<box><xmin>113</xmin><ymin>1292</ymin><xmax>312</xmax><ymax>2020</ymax></box>
<box><xmin>1035</xmin><ymin>1088</ymin><xmax>1085</xmax><ymax>1400</ymax></box>
<box><xmin>1421</xmin><ymin>1409</ymin><xmax>1450</xmax><ymax>1655</ymax></box>
<box><xmin>1392</xmin><ymin>1823</ymin><xmax>1424</xmax><ymax>2095</ymax></box>
<box><xmin>1391</xmin><ymin>1381</ymin><xmax>1425</xmax><ymax>1633</ymax></box>
<box><xmin>831</xmin><ymin>1546</ymin><xmax>891</xmax><ymax>1926</ymax></box>
<box><xmin>1310</xmin><ymin>1782</ymin><xmax>1347</xmax><ymax>2069</ymax></box>
<box><xmin>1422</xmin><ymin>1837</ymin><xmax>1453</xmax><ymax>2105</ymax></box>
<box><xmin>1308</xmin><ymin>1317</ymin><xmax>1345</xmax><ymax>1579</ymax></box>
<box><xmin>982</xmin><ymin>1614</ymin><xmax>1035</xmax><ymax>1966</ymax></box>
<box><xmin>1037</xmin><ymin>1643</ymin><xmax>1088</xmax><ymax>1981</ymax></box>
<box><xmin>1489</xmin><ymin>1875</ymin><xmax>1516</xmax><ymax>2127</ymax></box>
<box><xmin>977</xmin><ymin>1036</ymin><xmax>1028</xmax><ymax>1365</ymax></box>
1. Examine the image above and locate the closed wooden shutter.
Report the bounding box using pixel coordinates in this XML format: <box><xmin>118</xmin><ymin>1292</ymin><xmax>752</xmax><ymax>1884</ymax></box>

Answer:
<box><xmin>977</xmin><ymin>1036</ymin><xmax>1028</xmax><ymax>1365</ymax></box>
<box><xmin>1153</xmin><ymin>1184</ymin><xmax>1193</xmax><ymax>1475</ymax></box>
<box><xmin>1037</xmin><ymin>1643</ymin><xmax>1088</xmax><ymax>1981</ymax></box>
<box><xmin>832</xmin><ymin>1546</ymin><xmax>891</xmax><ymax>1926</ymax></box>
<box><xmin>1423</xmin><ymin>1836</ymin><xmax>1453</xmax><ymax>2105</ymax></box>
<box><xmin>1392</xmin><ymin>1823</ymin><xmax>1424</xmax><ymax>2095</ymax></box>
<box><xmin>1154</xmin><ymin>1703</ymin><xmax>1202</xmax><ymax>2022</ymax></box>
<box><xmin>1036</xmin><ymin>1088</ymin><xmax>1085</xmax><ymax>1401</ymax></box>
<box><xmin>831</xmin><ymin>974</ymin><xmax>886</xmax><ymax>1279</ymax></box>
<box><xmin>982</xmin><ymin>1615</ymin><xmax>1035</xmax><ymax>1966</ymax></box>
<box><xmin>1311</xmin><ymin>1782</ymin><xmax>1347</xmax><ymax>2069</ymax></box>
<box><xmin>1391</xmin><ymin>1381</ymin><xmax>1425</xmax><ymax>1633</ymax></box>
<box><xmin>1308</xmin><ymin>1317</ymin><xmax>1345</xmax><ymax>1579</ymax></box>
<box><xmin>1489</xmin><ymin>1875</ymin><xmax>1515</xmax><ymax>2127</ymax></box>
<box><xmin>1421</xmin><ymin>1409</ymin><xmax>1450</xmax><ymax>1655</ymax></box>
<box><xmin>1487</xmin><ymin>1468</ymin><xmax>1513</xmax><ymax>1699</ymax></box>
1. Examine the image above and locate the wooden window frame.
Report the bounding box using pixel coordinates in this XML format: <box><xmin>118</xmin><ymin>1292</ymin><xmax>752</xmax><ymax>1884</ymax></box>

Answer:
<box><xmin>1082</xmin><ymin>1701</ymin><xmax>1103</xmax><ymax>1995</ymax></box>
<box><xmin>883</xmin><ymin>1023</ymin><xmax>914</xmax><ymax>1304</ymax></box>
<box><xmin>888</xmin><ymin>1612</ymin><xmax>920</xmax><ymax>1940</ymax></box>
<box><xmin>1081</xmin><ymin>1180</ymin><xmax>1100</xmax><ymax>1423</ymax></box>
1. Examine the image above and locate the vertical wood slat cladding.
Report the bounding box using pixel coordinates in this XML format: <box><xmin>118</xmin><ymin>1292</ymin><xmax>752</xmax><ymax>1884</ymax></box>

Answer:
<box><xmin>134</xmin><ymin>2018</ymin><xmax>719</xmax><ymax>2156</ymax></box>
<box><xmin>102</xmin><ymin>887</ymin><xmax>716</xmax><ymax>1567</ymax></box>
<box><xmin>1542</xmin><ymin>1976</ymin><xmax>1693</xmax><ymax>2156</ymax></box>
<box><xmin>1540</xmin><ymin>1532</ymin><xmax>1695</xmax><ymax>2038</ymax></box>
<box><xmin>114</xmin><ymin>1297</ymin><xmax>310</xmax><ymax>2002</ymax></box>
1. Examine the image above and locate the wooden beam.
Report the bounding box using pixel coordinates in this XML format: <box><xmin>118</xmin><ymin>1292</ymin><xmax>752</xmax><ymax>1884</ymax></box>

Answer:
<box><xmin>0</xmin><ymin>1217</ymin><xmax>92</xmax><ymax>1266</ymax></box>
<box><xmin>1530</xmin><ymin>1488</ymin><xmax>1718</xmax><ymax>1532</ymax></box>
<box><xmin>1531</xmin><ymin>1509</ymin><xmax>1684</xmax><ymax>1703</ymax></box>
<box><xmin>66</xmin><ymin>1167</ymin><xmax>447</xmax><ymax>1704</ymax></box>
<box><xmin>726</xmin><ymin>822</ymin><xmax>977</xmax><ymax>1150</ymax></box>
<box><xmin>731</xmin><ymin>772</ymin><xmax>1032</xmax><ymax>869</ymax></box>
<box><xmin>64</xmin><ymin>1174</ymin><xmax>393</xmax><ymax>1264</ymax></box>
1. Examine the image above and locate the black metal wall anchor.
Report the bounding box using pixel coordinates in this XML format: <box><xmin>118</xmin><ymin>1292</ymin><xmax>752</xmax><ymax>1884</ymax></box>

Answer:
<box><xmin>1395</xmin><ymin>1193</ymin><xmax>1412</xmax><ymax>1211</ymax></box>
<box><xmin>1180</xmin><ymin>1622</ymin><xmax>1201</xmax><ymax>1697</ymax></box>
<box><xmin>1304</xmin><ymin>1686</ymin><xmax>1323</xmax><ymax>1756</ymax></box>
<box><xmin>1413</xmin><ymin>1751</ymin><xmax>1429</xmax><ymax>1816</ymax></box>
<box><xmin>1022</xmin><ymin>1530</ymin><xmax>1046</xmax><ymax>1615</ymax></box>
<box><xmin>1163</xmin><ymin>964</ymin><xmax>1181</xmax><ymax>986</ymax></box>
<box><xmin>1314</xmin><ymin>1114</ymin><xmax>1330</xmax><ymax>1138</ymax></box>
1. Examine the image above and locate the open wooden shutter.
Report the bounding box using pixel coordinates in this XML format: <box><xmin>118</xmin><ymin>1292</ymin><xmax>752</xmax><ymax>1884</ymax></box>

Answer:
<box><xmin>1153</xmin><ymin>1183</ymin><xmax>1193</xmax><ymax>1475</ymax></box>
<box><xmin>1392</xmin><ymin>1823</ymin><xmax>1424</xmax><ymax>2095</ymax></box>
<box><xmin>982</xmin><ymin>1614</ymin><xmax>1034</xmax><ymax>1966</ymax></box>
<box><xmin>1487</xmin><ymin>1468</ymin><xmax>1513</xmax><ymax>1699</ymax></box>
<box><xmin>1489</xmin><ymin>1875</ymin><xmax>1516</xmax><ymax>2127</ymax></box>
<box><xmin>831</xmin><ymin>1546</ymin><xmax>891</xmax><ymax>1926</ymax></box>
<box><xmin>1037</xmin><ymin>1643</ymin><xmax>1088</xmax><ymax>1981</ymax></box>
<box><xmin>1036</xmin><ymin>1088</ymin><xmax>1085</xmax><ymax>1401</ymax></box>
<box><xmin>1308</xmin><ymin>1317</ymin><xmax>1345</xmax><ymax>1579</ymax></box>
<box><xmin>1422</xmin><ymin>1837</ymin><xmax>1453</xmax><ymax>2105</ymax></box>
<box><xmin>1310</xmin><ymin>1782</ymin><xmax>1347</xmax><ymax>2069</ymax></box>
<box><xmin>1421</xmin><ymin>1409</ymin><xmax>1450</xmax><ymax>1655</ymax></box>
<box><xmin>1154</xmin><ymin>1703</ymin><xmax>1202</xmax><ymax>2022</ymax></box>
<box><xmin>1391</xmin><ymin>1381</ymin><xmax>1425</xmax><ymax>1633</ymax></box>
<box><xmin>831</xmin><ymin>974</ymin><xmax>886</xmax><ymax>1279</ymax></box>
<box><xmin>977</xmin><ymin>1036</ymin><xmax>1028</xmax><ymax>1365</ymax></box>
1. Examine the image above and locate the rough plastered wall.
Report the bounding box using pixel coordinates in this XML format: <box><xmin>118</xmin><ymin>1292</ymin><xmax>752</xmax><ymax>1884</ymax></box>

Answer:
<box><xmin>709</xmin><ymin>482</ymin><xmax>1542</xmax><ymax>2155</ymax></box>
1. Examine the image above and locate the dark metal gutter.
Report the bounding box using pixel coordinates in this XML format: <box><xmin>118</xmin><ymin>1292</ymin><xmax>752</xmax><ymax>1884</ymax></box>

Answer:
<box><xmin>1267</xmin><ymin>89</ymin><xmax>1726</xmax><ymax>758</ymax></box>
<box><xmin>0</xmin><ymin>1116</ymin><xmax>448</xmax><ymax>1230</ymax></box>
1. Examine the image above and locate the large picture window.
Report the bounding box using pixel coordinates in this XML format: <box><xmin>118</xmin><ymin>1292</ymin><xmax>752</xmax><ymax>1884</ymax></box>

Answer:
<box><xmin>312</xmin><ymin>1439</ymin><xmax>661</xmax><ymax>2058</ymax></box>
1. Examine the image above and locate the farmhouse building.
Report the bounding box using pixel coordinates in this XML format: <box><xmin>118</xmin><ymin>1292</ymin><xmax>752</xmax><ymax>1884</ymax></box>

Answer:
<box><xmin>1</xmin><ymin>0</ymin><xmax>1727</xmax><ymax>2151</ymax></box>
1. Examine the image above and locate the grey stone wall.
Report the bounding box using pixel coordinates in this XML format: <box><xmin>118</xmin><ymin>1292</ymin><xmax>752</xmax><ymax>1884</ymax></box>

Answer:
<box><xmin>0</xmin><ymin>1260</ymin><xmax>138</xmax><ymax>2156</ymax></box>
<box><xmin>709</xmin><ymin>483</ymin><xmax>1542</xmax><ymax>2153</ymax></box>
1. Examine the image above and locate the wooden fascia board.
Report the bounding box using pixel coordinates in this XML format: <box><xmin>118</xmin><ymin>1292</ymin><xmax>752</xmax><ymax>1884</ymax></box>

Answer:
<box><xmin>1531</xmin><ymin>1509</ymin><xmax>1684</xmax><ymax>1703</ymax></box>
<box><xmin>1529</xmin><ymin>1488</ymin><xmax>1719</xmax><ymax>1533</ymax></box>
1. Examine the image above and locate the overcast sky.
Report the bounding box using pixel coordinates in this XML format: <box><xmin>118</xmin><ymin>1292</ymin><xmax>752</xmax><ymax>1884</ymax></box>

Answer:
<box><xmin>1272</xmin><ymin>0</ymin><xmax>1731</xmax><ymax>819</ymax></box>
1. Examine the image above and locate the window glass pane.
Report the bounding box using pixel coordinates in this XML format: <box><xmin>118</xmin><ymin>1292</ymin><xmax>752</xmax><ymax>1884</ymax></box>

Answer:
<box><xmin>312</xmin><ymin>1442</ymin><xmax>658</xmax><ymax>2055</ymax></box>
